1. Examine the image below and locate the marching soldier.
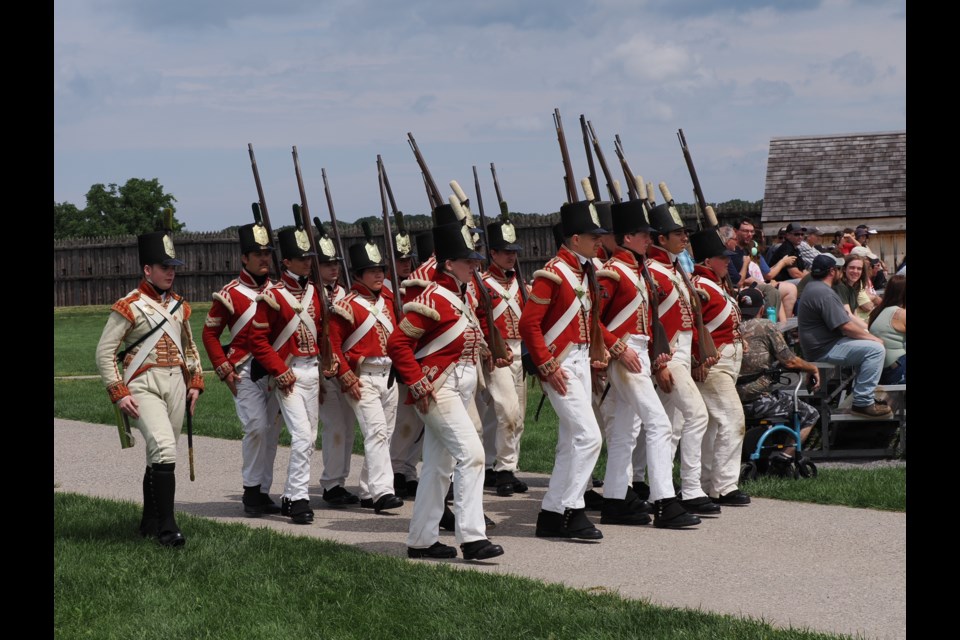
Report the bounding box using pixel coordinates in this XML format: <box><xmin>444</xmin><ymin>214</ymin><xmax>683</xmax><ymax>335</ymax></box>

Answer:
<box><xmin>477</xmin><ymin>216</ymin><xmax>529</xmax><ymax>497</ymax></box>
<box><xmin>689</xmin><ymin>229</ymin><xmax>751</xmax><ymax>506</ymax></box>
<box><xmin>387</xmin><ymin>221</ymin><xmax>506</xmax><ymax>561</ymax></box>
<box><xmin>328</xmin><ymin>235</ymin><xmax>404</xmax><ymax>513</ymax></box>
<box><xmin>596</xmin><ymin>201</ymin><xmax>700</xmax><ymax>528</ymax></box>
<box><xmin>95</xmin><ymin>228</ymin><xmax>204</xmax><ymax>547</ymax></box>
<box><xmin>644</xmin><ymin>205</ymin><xmax>720</xmax><ymax>516</ymax></box>
<box><xmin>313</xmin><ymin>228</ymin><xmax>360</xmax><ymax>508</ymax></box>
<box><xmin>520</xmin><ymin>201</ymin><xmax>622</xmax><ymax>540</ymax></box>
<box><xmin>201</xmin><ymin>222</ymin><xmax>283</xmax><ymax>517</ymax></box>
<box><xmin>389</xmin><ymin>231</ymin><xmax>428</xmax><ymax>498</ymax></box>
<box><xmin>247</xmin><ymin>225</ymin><xmax>325</xmax><ymax>525</ymax></box>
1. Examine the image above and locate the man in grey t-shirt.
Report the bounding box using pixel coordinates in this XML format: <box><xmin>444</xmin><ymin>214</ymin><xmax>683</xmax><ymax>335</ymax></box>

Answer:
<box><xmin>796</xmin><ymin>254</ymin><xmax>891</xmax><ymax>418</ymax></box>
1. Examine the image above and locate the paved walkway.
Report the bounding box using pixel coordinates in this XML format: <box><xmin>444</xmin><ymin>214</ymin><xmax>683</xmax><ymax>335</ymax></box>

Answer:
<box><xmin>54</xmin><ymin>418</ymin><xmax>906</xmax><ymax>639</ymax></box>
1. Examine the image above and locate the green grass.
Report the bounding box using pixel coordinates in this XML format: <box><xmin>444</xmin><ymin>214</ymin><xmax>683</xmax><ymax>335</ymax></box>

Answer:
<box><xmin>742</xmin><ymin>466</ymin><xmax>905</xmax><ymax>511</ymax></box>
<box><xmin>54</xmin><ymin>492</ymin><xmax>852</xmax><ymax>640</ymax></box>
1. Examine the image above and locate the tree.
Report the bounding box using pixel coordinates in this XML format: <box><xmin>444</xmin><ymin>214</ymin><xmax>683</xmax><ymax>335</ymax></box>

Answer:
<box><xmin>53</xmin><ymin>178</ymin><xmax>182</xmax><ymax>239</ymax></box>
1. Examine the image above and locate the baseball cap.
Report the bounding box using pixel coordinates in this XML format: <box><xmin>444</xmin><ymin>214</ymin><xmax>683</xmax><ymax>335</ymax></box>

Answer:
<box><xmin>806</xmin><ymin>226</ymin><xmax>823</xmax><ymax>236</ymax></box>
<box><xmin>737</xmin><ymin>287</ymin><xmax>766</xmax><ymax>316</ymax></box>
<box><xmin>810</xmin><ymin>253</ymin><xmax>845</xmax><ymax>277</ymax></box>
<box><xmin>855</xmin><ymin>225</ymin><xmax>877</xmax><ymax>237</ymax></box>
<box><xmin>784</xmin><ymin>223</ymin><xmax>807</xmax><ymax>234</ymax></box>
<box><xmin>850</xmin><ymin>246</ymin><xmax>878</xmax><ymax>260</ymax></box>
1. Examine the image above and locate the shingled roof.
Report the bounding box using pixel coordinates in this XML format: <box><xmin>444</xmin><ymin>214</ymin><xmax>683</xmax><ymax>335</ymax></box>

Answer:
<box><xmin>762</xmin><ymin>131</ymin><xmax>905</xmax><ymax>231</ymax></box>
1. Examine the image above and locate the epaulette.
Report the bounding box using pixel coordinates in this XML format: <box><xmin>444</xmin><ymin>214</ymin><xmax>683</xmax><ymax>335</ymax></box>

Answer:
<box><xmin>532</xmin><ymin>269</ymin><xmax>563</xmax><ymax>285</ymax></box>
<box><xmin>110</xmin><ymin>289</ymin><xmax>141</xmax><ymax>323</ymax></box>
<box><xmin>256</xmin><ymin>289</ymin><xmax>281</xmax><ymax>312</ymax></box>
<box><xmin>401</xmin><ymin>277</ymin><xmax>432</xmax><ymax>290</ymax></box>
<box><xmin>212</xmin><ymin>291</ymin><xmax>234</xmax><ymax>316</ymax></box>
<box><xmin>402</xmin><ymin>301</ymin><xmax>441</xmax><ymax>321</ymax></box>
<box><xmin>597</xmin><ymin>269</ymin><xmax>620</xmax><ymax>282</ymax></box>
<box><xmin>331</xmin><ymin>298</ymin><xmax>354</xmax><ymax>323</ymax></box>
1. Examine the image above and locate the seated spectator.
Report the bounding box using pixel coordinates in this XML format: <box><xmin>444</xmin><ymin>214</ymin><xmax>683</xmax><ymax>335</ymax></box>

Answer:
<box><xmin>895</xmin><ymin>255</ymin><xmax>906</xmax><ymax>276</ymax></box>
<box><xmin>868</xmin><ymin>274</ymin><xmax>906</xmax><ymax>384</ymax></box>
<box><xmin>736</xmin><ymin>288</ymin><xmax>822</xmax><ymax>452</ymax></box>
<box><xmin>796</xmin><ymin>254</ymin><xmax>891</xmax><ymax>418</ymax></box>
<box><xmin>838</xmin><ymin>228</ymin><xmax>859</xmax><ymax>255</ymax></box>
<box><xmin>726</xmin><ymin>219</ymin><xmax>793</xmax><ymax>320</ymax></box>
<box><xmin>838</xmin><ymin>252</ymin><xmax>881</xmax><ymax>321</ymax></box>
<box><xmin>768</xmin><ymin>223</ymin><xmax>810</xmax><ymax>283</ymax></box>
<box><xmin>805</xmin><ymin>226</ymin><xmax>827</xmax><ymax>252</ymax></box>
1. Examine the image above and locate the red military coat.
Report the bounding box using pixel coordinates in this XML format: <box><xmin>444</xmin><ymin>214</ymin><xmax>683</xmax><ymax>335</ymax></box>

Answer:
<box><xmin>646</xmin><ymin>245</ymin><xmax>697</xmax><ymax>354</ymax></box>
<box><xmin>692</xmin><ymin>265</ymin><xmax>743</xmax><ymax>350</ymax></box>
<box><xmin>201</xmin><ymin>269</ymin><xmax>272</xmax><ymax>380</ymax></box>
<box><xmin>386</xmin><ymin>270</ymin><xmax>486</xmax><ymax>404</ymax></box>
<box><xmin>329</xmin><ymin>282</ymin><xmax>398</xmax><ymax>390</ymax></box>
<box><xmin>518</xmin><ymin>245</ymin><xmax>620</xmax><ymax>379</ymax></box>
<box><xmin>597</xmin><ymin>248</ymin><xmax>654</xmax><ymax>351</ymax></box>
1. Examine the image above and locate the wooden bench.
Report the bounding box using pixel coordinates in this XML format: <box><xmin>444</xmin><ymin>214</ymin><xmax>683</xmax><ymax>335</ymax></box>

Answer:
<box><xmin>801</xmin><ymin>363</ymin><xmax>906</xmax><ymax>459</ymax></box>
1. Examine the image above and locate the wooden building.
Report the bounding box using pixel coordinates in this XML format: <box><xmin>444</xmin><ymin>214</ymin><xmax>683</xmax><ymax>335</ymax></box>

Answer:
<box><xmin>761</xmin><ymin>131</ymin><xmax>906</xmax><ymax>268</ymax></box>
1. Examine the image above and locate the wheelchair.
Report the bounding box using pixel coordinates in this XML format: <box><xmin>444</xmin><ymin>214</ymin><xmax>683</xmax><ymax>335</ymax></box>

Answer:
<box><xmin>738</xmin><ymin>368</ymin><xmax>818</xmax><ymax>482</ymax></box>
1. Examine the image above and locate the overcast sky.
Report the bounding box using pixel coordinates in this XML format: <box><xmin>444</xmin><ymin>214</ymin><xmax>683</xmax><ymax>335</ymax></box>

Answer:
<box><xmin>54</xmin><ymin>0</ymin><xmax>905</xmax><ymax>232</ymax></box>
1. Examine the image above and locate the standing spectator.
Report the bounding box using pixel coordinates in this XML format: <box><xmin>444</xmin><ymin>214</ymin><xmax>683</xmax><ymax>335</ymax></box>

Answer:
<box><xmin>868</xmin><ymin>275</ymin><xmax>906</xmax><ymax>385</ymax></box>
<box><xmin>796</xmin><ymin>254</ymin><xmax>891</xmax><ymax>418</ymax></box>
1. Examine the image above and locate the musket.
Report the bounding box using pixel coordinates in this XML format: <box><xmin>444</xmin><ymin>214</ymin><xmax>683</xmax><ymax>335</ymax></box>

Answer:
<box><xmin>472</xmin><ymin>166</ymin><xmax>493</xmax><ymax>266</ymax></box>
<box><xmin>377</xmin><ymin>156</ymin><xmax>404</xmax><ymax>324</ymax></box>
<box><xmin>489</xmin><ymin>163</ymin><xmax>529</xmax><ymax>305</ymax></box>
<box><xmin>453</xmin><ymin>173</ymin><xmax>510</xmax><ymax>363</ymax></box>
<box><xmin>290</xmin><ymin>145</ymin><xmax>334</xmax><ymax>372</ymax></box>
<box><xmin>602</xmin><ymin>133</ymin><xmax>673</xmax><ymax>363</ymax></box>
<box><xmin>586</xmin><ymin>120</ymin><xmax>621</xmax><ymax>205</ymax></box>
<box><xmin>407</xmin><ymin>133</ymin><xmax>445</xmax><ymax>209</ymax></box>
<box><xmin>659</xmin><ymin>182</ymin><xmax>718</xmax><ymax>364</ymax></box>
<box><xmin>321</xmin><ymin>168</ymin><xmax>352</xmax><ymax>288</ymax></box>
<box><xmin>677</xmin><ymin>129</ymin><xmax>719</xmax><ymax>228</ymax></box>
<box><xmin>553</xmin><ymin>108</ymin><xmax>580</xmax><ymax>204</ymax></box>
<box><xmin>379</xmin><ymin>158</ymin><xmax>419</xmax><ymax>271</ymax></box>
<box><xmin>579</xmin><ymin>114</ymin><xmax>601</xmax><ymax>203</ymax></box>
<box><xmin>187</xmin><ymin>406</ymin><xmax>195</xmax><ymax>481</ymax></box>
<box><xmin>247</xmin><ymin>143</ymin><xmax>283</xmax><ymax>277</ymax></box>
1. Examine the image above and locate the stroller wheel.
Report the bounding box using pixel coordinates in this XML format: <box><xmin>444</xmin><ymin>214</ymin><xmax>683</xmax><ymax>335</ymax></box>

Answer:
<box><xmin>739</xmin><ymin>462</ymin><xmax>758</xmax><ymax>483</ymax></box>
<box><xmin>797</xmin><ymin>460</ymin><xmax>818</xmax><ymax>478</ymax></box>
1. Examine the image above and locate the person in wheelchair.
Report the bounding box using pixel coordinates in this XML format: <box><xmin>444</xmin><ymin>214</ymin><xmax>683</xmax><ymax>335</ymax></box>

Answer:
<box><xmin>735</xmin><ymin>288</ymin><xmax>821</xmax><ymax>460</ymax></box>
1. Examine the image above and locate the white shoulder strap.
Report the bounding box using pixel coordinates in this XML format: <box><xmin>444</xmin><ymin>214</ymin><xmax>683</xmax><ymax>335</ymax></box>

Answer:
<box><xmin>544</xmin><ymin>262</ymin><xmax>590</xmax><ymax>345</ymax></box>
<box><xmin>342</xmin><ymin>296</ymin><xmax>393</xmax><ymax>353</ymax></box>
<box><xmin>698</xmin><ymin>278</ymin><xmax>735</xmax><ymax>333</ymax></box>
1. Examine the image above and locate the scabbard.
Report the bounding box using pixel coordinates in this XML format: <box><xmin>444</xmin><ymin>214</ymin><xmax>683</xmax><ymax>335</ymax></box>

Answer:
<box><xmin>113</xmin><ymin>404</ymin><xmax>135</xmax><ymax>449</ymax></box>
<box><xmin>187</xmin><ymin>409</ymin><xmax>196</xmax><ymax>481</ymax></box>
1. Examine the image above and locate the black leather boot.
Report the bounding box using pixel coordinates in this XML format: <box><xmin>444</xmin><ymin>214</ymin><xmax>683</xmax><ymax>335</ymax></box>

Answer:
<box><xmin>139</xmin><ymin>466</ymin><xmax>158</xmax><ymax>538</ymax></box>
<box><xmin>243</xmin><ymin>484</ymin><xmax>266</xmax><ymax>517</ymax></box>
<box><xmin>151</xmin><ymin>462</ymin><xmax>186</xmax><ymax>547</ymax></box>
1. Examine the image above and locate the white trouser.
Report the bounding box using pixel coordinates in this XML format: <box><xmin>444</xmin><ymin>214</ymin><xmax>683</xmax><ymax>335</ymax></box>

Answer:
<box><xmin>542</xmin><ymin>345</ymin><xmax>603</xmax><ymax>514</ymax></box>
<box><xmin>479</xmin><ymin>339</ymin><xmax>526</xmax><ymax>472</ymax></box>
<box><xmin>235</xmin><ymin>359</ymin><xmax>283</xmax><ymax>492</ymax></box>
<box><xmin>696</xmin><ymin>342</ymin><xmax>745</xmax><ymax>498</ymax></box>
<box><xmin>390</xmin><ymin>384</ymin><xmax>422</xmax><ymax>481</ymax></box>
<box><xmin>277</xmin><ymin>356</ymin><xmax>320</xmax><ymax>502</ymax></box>
<box><xmin>128</xmin><ymin>366</ymin><xmax>185</xmax><ymax>466</ymax></box>
<box><xmin>407</xmin><ymin>363</ymin><xmax>487</xmax><ymax>548</ymax></box>
<box><xmin>605</xmin><ymin>335</ymin><xmax>676</xmax><ymax>502</ymax></box>
<box><xmin>657</xmin><ymin>331</ymin><xmax>709</xmax><ymax>500</ymax></box>
<box><xmin>319</xmin><ymin>376</ymin><xmax>356</xmax><ymax>491</ymax></box>
<box><xmin>345</xmin><ymin>358</ymin><xmax>399</xmax><ymax>501</ymax></box>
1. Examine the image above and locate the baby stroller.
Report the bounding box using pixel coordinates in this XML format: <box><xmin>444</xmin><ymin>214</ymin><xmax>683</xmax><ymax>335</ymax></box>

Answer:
<box><xmin>739</xmin><ymin>367</ymin><xmax>818</xmax><ymax>481</ymax></box>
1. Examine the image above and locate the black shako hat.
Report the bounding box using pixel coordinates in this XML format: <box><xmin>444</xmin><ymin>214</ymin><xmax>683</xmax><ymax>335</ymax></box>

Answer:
<box><xmin>611</xmin><ymin>200</ymin><xmax>651</xmax><ymax>236</ymax></box>
<box><xmin>278</xmin><ymin>227</ymin><xmax>317</xmax><ymax>260</ymax></box>
<box><xmin>415</xmin><ymin>230</ymin><xmax>434</xmax><ymax>258</ymax></box>
<box><xmin>348</xmin><ymin>240</ymin><xmax>386</xmax><ymax>273</ymax></box>
<box><xmin>648</xmin><ymin>203</ymin><xmax>691</xmax><ymax>236</ymax></box>
<box><xmin>486</xmin><ymin>219</ymin><xmax>522</xmax><ymax>252</ymax></box>
<box><xmin>560</xmin><ymin>200</ymin><xmax>607</xmax><ymax>236</ymax></box>
<box><xmin>312</xmin><ymin>223</ymin><xmax>341</xmax><ymax>263</ymax></box>
<box><xmin>689</xmin><ymin>228</ymin><xmax>731</xmax><ymax>261</ymax></box>
<box><xmin>238</xmin><ymin>222</ymin><xmax>274</xmax><ymax>254</ymax></box>
<box><xmin>594</xmin><ymin>201</ymin><xmax>613</xmax><ymax>233</ymax></box>
<box><xmin>433</xmin><ymin>222</ymin><xmax>484</xmax><ymax>263</ymax></box>
<box><xmin>138</xmin><ymin>231</ymin><xmax>184</xmax><ymax>267</ymax></box>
